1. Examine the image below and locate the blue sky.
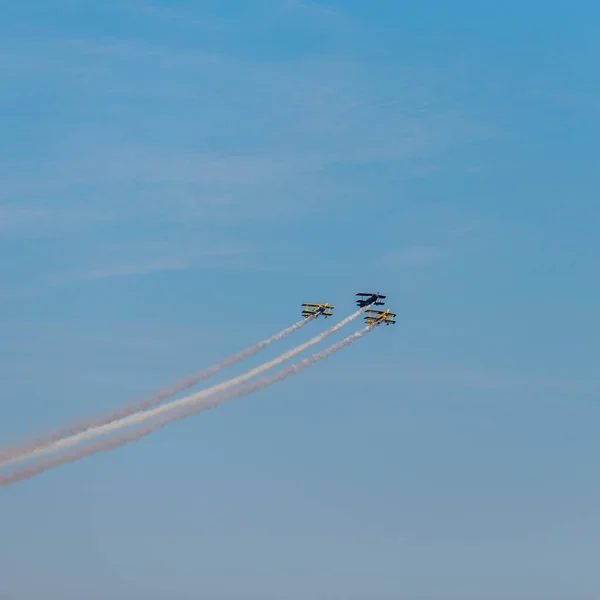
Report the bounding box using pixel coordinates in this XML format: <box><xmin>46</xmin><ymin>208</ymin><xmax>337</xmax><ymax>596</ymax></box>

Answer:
<box><xmin>1</xmin><ymin>0</ymin><xmax>599</xmax><ymax>598</ymax></box>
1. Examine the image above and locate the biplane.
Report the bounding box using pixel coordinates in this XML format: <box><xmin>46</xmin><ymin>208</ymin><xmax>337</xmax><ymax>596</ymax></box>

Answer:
<box><xmin>301</xmin><ymin>302</ymin><xmax>335</xmax><ymax>319</ymax></box>
<box><xmin>356</xmin><ymin>292</ymin><xmax>386</xmax><ymax>307</ymax></box>
<box><xmin>364</xmin><ymin>308</ymin><xmax>396</xmax><ymax>326</ymax></box>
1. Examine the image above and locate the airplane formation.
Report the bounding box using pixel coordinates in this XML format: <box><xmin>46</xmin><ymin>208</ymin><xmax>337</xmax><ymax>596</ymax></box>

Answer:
<box><xmin>0</xmin><ymin>290</ymin><xmax>396</xmax><ymax>487</ymax></box>
<box><xmin>302</xmin><ymin>292</ymin><xmax>396</xmax><ymax>326</ymax></box>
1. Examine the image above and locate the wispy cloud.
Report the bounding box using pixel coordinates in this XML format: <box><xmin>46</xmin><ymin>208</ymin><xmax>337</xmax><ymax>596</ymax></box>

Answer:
<box><xmin>0</xmin><ymin>6</ymin><xmax>493</xmax><ymax>297</ymax></box>
<box><xmin>382</xmin><ymin>245</ymin><xmax>443</xmax><ymax>266</ymax></box>
<box><xmin>319</xmin><ymin>361</ymin><xmax>600</xmax><ymax>395</ymax></box>
<box><xmin>0</xmin><ymin>145</ymin><xmax>302</xmax><ymax>238</ymax></box>
<box><xmin>397</xmin><ymin>363</ymin><xmax>600</xmax><ymax>394</ymax></box>
<box><xmin>0</xmin><ymin>204</ymin><xmax>50</xmax><ymax>236</ymax></box>
<box><xmin>72</xmin><ymin>245</ymin><xmax>247</xmax><ymax>282</ymax></box>
<box><xmin>0</xmin><ymin>240</ymin><xmax>249</xmax><ymax>298</ymax></box>
<box><xmin>283</xmin><ymin>0</ymin><xmax>341</xmax><ymax>18</ymax></box>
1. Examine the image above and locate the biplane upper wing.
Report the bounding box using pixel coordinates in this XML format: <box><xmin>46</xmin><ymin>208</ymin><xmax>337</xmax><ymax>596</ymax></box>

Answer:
<box><xmin>302</xmin><ymin>302</ymin><xmax>335</xmax><ymax>309</ymax></box>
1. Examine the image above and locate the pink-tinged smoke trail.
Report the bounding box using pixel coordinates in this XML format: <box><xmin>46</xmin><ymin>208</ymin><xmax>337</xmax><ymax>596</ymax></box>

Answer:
<box><xmin>1</xmin><ymin>307</ymin><xmax>368</xmax><ymax>470</ymax></box>
<box><xmin>0</xmin><ymin>317</ymin><xmax>314</xmax><ymax>464</ymax></box>
<box><xmin>0</xmin><ymin>325</ymin><xmax>376</xmax><ymax>487</ymax></box>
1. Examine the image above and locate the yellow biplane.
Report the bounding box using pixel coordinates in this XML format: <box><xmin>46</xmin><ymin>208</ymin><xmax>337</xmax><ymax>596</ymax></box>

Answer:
<box><xmin>364</xmin><ymin>308</ymin><xmax>397</xmax><ymax>326</ymax></box>
<box><xmin>301</xmin><ymin>302</ymin><xmax>335</xmax><ymax>319</ymax></box>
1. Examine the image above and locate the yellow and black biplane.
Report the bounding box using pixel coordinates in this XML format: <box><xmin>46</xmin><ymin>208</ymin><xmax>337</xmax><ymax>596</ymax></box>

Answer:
<box><xmin>364</xmin><ymin>308</ymin><xmax>396</xmax><ymax>326</ymax></box>
<box><xmin>301</xmin><ymin>302</ymin><xmax>335</xmax><ymax>319</ymax></box>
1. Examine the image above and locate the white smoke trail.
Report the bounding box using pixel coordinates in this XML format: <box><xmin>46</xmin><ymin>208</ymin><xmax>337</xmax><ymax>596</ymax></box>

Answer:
<box><xmin>0</xmin><ymin>325</ymin><xmax>376</xmax><ymax>487</ymax></box>
<box><xmin>0</xmin><ymin>318</ymin><xmax>314</xmax><ymax>464</ymax></box>
<box><xmin>1</xmin><ymin>306</ymin><xmax>368</xmax><ymax>469</ymax></box>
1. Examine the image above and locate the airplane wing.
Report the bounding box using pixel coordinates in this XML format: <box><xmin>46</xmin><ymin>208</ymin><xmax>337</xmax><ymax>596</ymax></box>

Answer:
<box><xmin>365</xmin><ymin>309</ymin><xmax>384</xmax><ymax>314</ymax></box>
<box><xmin>302</xmin><ymin>303</ymin><xmax>320</xmax><ymax>307</ymax></box>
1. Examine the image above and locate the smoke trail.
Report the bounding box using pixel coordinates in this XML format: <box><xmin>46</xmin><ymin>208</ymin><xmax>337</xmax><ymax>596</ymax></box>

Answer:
<box><xmin>0</xmin><ymin>317</ymin><xmax>314</xmax><ymax>464</ymax></box>
<box><xmin>0</xmin><ymin>325</ymin><xmax>376</xmax><ymax>487</ymax></box>
<box><xmin>1</xmin><ymin>306</ymin><xmax>368</xmax><ymax>469</ymax></box>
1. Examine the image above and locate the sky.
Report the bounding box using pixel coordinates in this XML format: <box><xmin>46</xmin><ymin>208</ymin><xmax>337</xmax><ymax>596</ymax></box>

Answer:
<box><xmin>1</xmin><ymin>0</ymin><xmax>599</xmax><ymax>598</ymax></box>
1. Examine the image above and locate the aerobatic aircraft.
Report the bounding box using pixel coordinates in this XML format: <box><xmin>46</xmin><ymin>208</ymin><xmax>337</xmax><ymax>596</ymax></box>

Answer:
<box><xmin>355</xmin><ymin>292</ymin><xmax>386</xmax><ymax>307</ymax></box>
<box><xmin>301</xmin><ymin>302</ymin><xmax>335</xmax><ymax>319</ymax></box>
<box><xmin>364</xmin><ymin>308</ymin><xmax>396</xmax><ymax>326</ymax></box>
